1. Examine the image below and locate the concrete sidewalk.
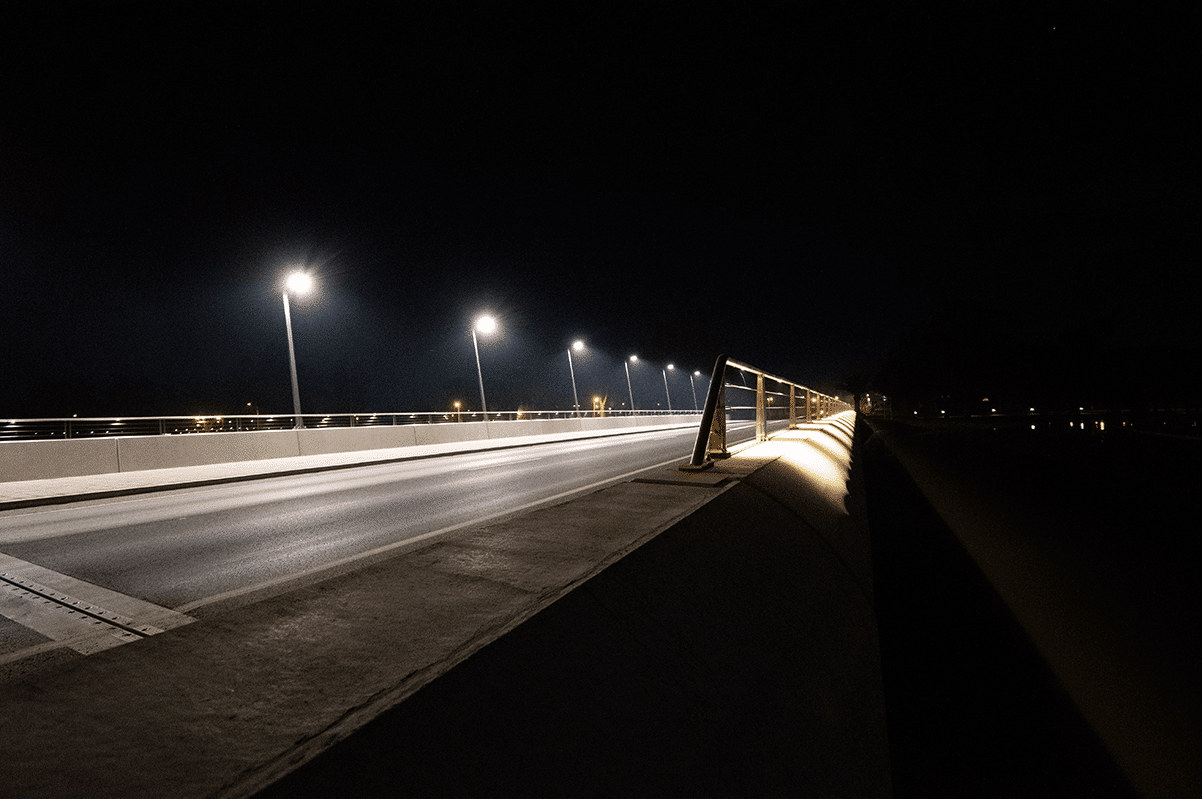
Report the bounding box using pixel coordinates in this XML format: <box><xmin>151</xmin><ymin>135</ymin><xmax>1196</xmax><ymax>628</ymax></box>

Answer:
<box><xmin>0</xmin><ymin>423</ymin><xmax>696</xmax><ymax>510</ymax></box>
<box><xmin>2</xmin><ymin>413</ymin><xmax>887</xmax><ymax>798</ymax></box>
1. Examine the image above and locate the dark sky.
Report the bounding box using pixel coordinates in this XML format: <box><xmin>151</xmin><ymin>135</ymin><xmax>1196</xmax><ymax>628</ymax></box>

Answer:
<box><xmin>2</xmin><ymin>2</ymin><xmax>1197</xmax><ymax>417</ymax></box>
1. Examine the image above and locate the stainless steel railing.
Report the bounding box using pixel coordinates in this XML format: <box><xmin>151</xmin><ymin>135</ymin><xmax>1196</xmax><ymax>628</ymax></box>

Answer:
<box><xmin>683</xmin><ymin>355</ymin><xmax>852</xmax><ymax>470</ymax></box>
<box><xmin>0</xmin><ymin>408</ymin><xmax>700</xmax><ymax>442</ymax></box>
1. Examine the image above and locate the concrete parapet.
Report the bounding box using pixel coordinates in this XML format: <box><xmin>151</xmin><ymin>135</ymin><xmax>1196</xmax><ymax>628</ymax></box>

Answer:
<box><xmin>484</xmin><ymin>417</ymin><xmax>584</xmax><ymax>438</ymax></box>
<box><xmin>296</xmin><ymin>425</ymin><xmax>418</xmax><ymax>456</ymax></box>
<box><xmin>580</xmin><ymin>415</ymin><xmax>638</xmax><ymax>430</ymax></box>
<box><xmin>1</xmin><ymin>415</ymin><xmax>703</xmax><ymax>482</ymax></box>
<box><xmin>0</xmin><ymin>438</ymin><xmax>120</xmax><ymax>481</ymax></box>
<box><xmin>116</xmin><ymin>430</ymin><xmax>302</xmax><ymax>471</ymax></box>
<box><xmin>412</xmin><ymin>421</ymin><xmax>490</xmax><ymax>445</ymax></box>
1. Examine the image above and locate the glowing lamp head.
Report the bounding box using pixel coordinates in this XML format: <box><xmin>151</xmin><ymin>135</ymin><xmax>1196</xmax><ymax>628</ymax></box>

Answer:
<box><xmin>667</xmin><ymin>364</ymin><xmax>674</xmax><ymax>370</ymax></box>
<box><xmin>572</xmin><ymin>340</ymin><xmax>585</xmax><ymax>352</ymax></box>
<box><xmin>629</xmin><ymin>355</ymin><xmax>638</xmax><ymax>363</ymax></box>
<box><xmin>285</xmin><ymin>271</ymin><xmax>313</xmax><ymax>294</ymax></box>
<box><xmin>475</xmin><ymin>314</ymin><xmax>498</xmax><ymax>335</ymax></box>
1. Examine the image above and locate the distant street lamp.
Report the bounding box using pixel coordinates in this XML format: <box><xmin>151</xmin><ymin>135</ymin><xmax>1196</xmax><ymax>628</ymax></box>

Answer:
<box><xmin>454</xmin><ymin>400</ymin><xmax>462</xmax><ymax>423</ymax></box>
<box><xmin>662</xmin><ymin>364</ymin><xmax>674</xmax><ymax>412</ymax></box>
<box><xmin>689</xmin><ymin>370</ymin><xmax>701</xmax><ymax>410</ymax></box>
<box><xmin>281</xmin><ymin>270</ymin><xmax>313</xmax><ymax>429</ymax></box>
<box><xmin>472</xmin><ymin>314</ymin><xmax>498</xmax><ymax>422</ymax></box>
<box><xmin>567</xmin><ymin>340</ymin><xmax>585</xmax><ymax>417</ymax></box>
<box><xmin>625</xmin><ymin>355</ymin><xmax>638</xmax><ymax>413</ymax></box>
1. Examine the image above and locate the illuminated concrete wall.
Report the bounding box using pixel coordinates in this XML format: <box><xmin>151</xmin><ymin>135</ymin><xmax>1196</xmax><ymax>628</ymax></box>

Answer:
<box><xmin>296</xmin><ymin>425</ymin><xmax>419</xmax><ymax>456</ymax></box>
<box><xmin>0</xmin><ymin>415</ymin><xmax>700</xmax><ymax>481</ymax></box>
<box><xmin>0</xmin><ymin>438</ymin><xmax>120</xmax><ymax>481</ymax></box>
<box><xmin>117</xmin><ymin>429</ymin><xmax>302</xmax><ymax>472</ymax></box>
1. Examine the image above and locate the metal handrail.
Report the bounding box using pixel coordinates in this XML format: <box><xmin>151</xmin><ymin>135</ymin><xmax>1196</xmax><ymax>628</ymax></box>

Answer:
<box><xmin>683</xmin><ymin>355</ymin><xmax>853</xmax><ymax>470</ymax></box>
<box><xmin>0</xmin><ymin>408</ymin><xmax>701</xmax><ymax>442</ymax></box>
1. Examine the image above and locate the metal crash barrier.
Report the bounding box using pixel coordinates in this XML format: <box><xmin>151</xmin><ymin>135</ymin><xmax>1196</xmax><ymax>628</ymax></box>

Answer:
<box><xmin>682</xmin><ymin>355</ymin><xmax>852</xmax><ymax>471</ymax></box>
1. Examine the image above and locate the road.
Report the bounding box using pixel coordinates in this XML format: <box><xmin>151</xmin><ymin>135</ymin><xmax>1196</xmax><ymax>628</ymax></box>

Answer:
<box><xmin>0</xmin><ymin>420</ymin><xmax>772</xmax><ymax>663</ymax></box>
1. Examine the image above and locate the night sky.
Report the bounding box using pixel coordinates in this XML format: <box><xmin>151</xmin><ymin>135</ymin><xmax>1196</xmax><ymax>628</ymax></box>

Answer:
<box><xmin>3</xmin><ymin>2</ymin><xmax>1197</xmax><ymax>418</ymax></box>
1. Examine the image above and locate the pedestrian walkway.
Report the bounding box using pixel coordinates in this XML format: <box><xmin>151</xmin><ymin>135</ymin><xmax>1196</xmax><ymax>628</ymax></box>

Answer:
<box><xmin>0</xmin><ymin>423</ymin><xmax>696</xmax><ymax>510</ymax></box>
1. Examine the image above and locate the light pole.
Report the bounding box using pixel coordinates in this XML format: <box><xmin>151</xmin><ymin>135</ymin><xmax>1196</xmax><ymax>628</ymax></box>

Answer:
<box><xmin>567</xmin><ymin>340</ymin><xmax>584</xmax><ymax>417</ymax></box>
<box><xmin>472</xmin><ymin>314</ymin><xmax>497</xmax><ymax>423</ymax></box>
<box><xmin>454</xmin><ymin>401</ymin><xmax>462</xmax><ymax>422</ymax></box>
<box><xmin>281</xmin><ymin>270</ymin><xmax>313</xmax><ymax>429</ymax></box>
<box><xmin>662</xmin><ymin>364</ymin><xmax>674</xmax><ymax>412</ymax></box>
<box><xmin>625</xmin><ymin>355</ymin><xmax>638</xmax><ymax>413</ymax></box>
<box><xmin>690</xmin><ymin>370</ymin><xmax>701</xmax><ymax>410</ymax></box>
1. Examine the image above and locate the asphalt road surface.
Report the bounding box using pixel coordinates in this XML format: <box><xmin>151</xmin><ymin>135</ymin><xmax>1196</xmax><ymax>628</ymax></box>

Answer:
<box><xmin>0</xmin><ymin>422</ymin><xmax>769</xmax><ymax>632</ymax></box>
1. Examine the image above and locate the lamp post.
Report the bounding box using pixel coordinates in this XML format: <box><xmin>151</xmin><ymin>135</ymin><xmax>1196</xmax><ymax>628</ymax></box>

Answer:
<box><xmin>567</xmin><ymin>340</ymin><xmax>584</xmax><ymax>417</ymax></box>
<box><xmin>281</xmin><ymin>270</ymin><xmax>313</xmax><ymax>429</ymax></box>
<box><xmin>690</xmin><ymin>370</ymin><xmax>701</xmax><ymax>410</ymax></box>
<box><xmin>625</xmin><ymin>355</ymin><xmax>638</xmax><ymax>413</ymax></box>
<box><xmin>662</xmin><ymin>364</ymin><xmax>674</xmax><ymax>412</ymax></box>
<box><xmin>472</xmin><ymin>314</ymin><xmax>497</xmax><ymax>422</ymax></box>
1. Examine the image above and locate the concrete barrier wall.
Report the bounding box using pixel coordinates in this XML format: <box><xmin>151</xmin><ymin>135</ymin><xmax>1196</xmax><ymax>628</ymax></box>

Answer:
<box><xmin>485</xmin><ymin>417</ymin><xmax>584</xmax><ymax>439</ymax></box>
<box><xmin>116</xmin><ymin>429</ymin><xmax>303</xmax><ymax>472</ymax></box>
<box><xmin>413</xmin><ymin>421</ymin><xmax>490</xmax><ymax>446</ymax></box>
<box><xmin>0</xmin><ymin>415</ymin><xmax>703</xmax><ymax>482</ymax></box>
<box><xmin>297</xmin><ymin>425</ymin><xmax>418</xmax><ymax>457</ymax></box>
<box><xmin>0</xmin><ymin>438</ymin><xmax>121</xmax><ymax>481</ymax></box>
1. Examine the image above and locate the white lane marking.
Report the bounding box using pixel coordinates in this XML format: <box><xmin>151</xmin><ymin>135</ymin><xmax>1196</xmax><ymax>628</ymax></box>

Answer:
<box><xmin>173</xmin><ymin>452</ymin><xmax>695</xmax><ymax>614</ymax></box>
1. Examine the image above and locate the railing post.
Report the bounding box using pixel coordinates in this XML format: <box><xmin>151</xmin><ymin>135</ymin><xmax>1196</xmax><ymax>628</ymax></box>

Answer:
<box><xmin>756</xmin><ymin>373</ymin><xmax>766</xmax><ymax>441</ymax></box>
<box><xmin>682</xmin><ymin>354</ymin><xmax>729</xmax><ymax>470</ymax></box>
<box><xmin>789</xmin><ymin>384</ymin><xmax>797</xmax><ymax>428</ymax></box>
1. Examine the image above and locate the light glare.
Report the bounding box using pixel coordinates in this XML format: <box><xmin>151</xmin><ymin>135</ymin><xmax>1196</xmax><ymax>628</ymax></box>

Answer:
<box><xmin>285</xmin><ymin>271</ymin><xmax>313</xmax><ymax>294</ymax></box>
<box><xmin>475</xmin><ymin>314</ymin><xmax>497</xmax><ymax>334</ymax></box>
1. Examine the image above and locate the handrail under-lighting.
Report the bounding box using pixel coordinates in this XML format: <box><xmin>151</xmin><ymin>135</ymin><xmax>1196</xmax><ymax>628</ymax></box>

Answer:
<box><xmin>0</xmin><ymin>408</ymin><xmax>698</xmax><ymax>442</ymax></box>
<box><xmin>682</xmin><ymin>354</ymin><xmax>852</xmax><ymax>471</ymax></box>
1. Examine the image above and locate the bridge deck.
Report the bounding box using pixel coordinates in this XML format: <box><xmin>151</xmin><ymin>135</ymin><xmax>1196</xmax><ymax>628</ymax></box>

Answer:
<box><xmin>3</xmin><ymin>413</ymin><xmax>889</xmax><ymax>798</ymax></box>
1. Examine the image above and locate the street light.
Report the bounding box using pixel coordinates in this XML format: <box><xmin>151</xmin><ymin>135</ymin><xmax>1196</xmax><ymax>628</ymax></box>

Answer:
<box><xmin>281</xmin><ymin>269</ymin><xmax>313</xmax><ymax>429</ymax></box>
<box><xmin>472</xmin><ymin>314</ymin><xmax>498</xmax><ymax>422</ymax></box>
<box><xmin>662</xmin><ymin>364</ymin><xmax>674</xmax><ymax>412</ymax></box>
<box><xmin>625</xmin><ymin>355</ymin><xmax>638</xmax><ymax>413</ymax></box>
<box><xmin>689</xmin><ymin>370</ymin><xmax>701</xmax><ymax>410</ymax></box>
<box><xmin>567</xmin><ymin>340</ymin><xmax>585</xmax><ymax>417</ymax></box>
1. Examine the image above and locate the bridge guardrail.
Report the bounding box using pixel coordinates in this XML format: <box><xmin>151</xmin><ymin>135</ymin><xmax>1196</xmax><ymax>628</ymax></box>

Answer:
<box><xmin>0</xmin><ymin>409</ymin><xmax>697</xmax><ymax>443</ymax></box>
<box><xmin>683</xmin><ymin>355</ymin><xmax>853</xmax><ymax>471</ymax></box>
